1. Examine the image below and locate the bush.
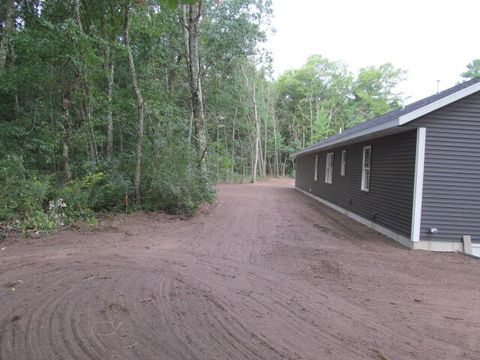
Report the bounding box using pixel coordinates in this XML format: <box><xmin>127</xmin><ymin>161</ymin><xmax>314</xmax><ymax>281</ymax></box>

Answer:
<box><xmin>0</xmin><ymin>155</ymin><xmax>27</xmax><ymax>220</ymax></box>
<box><xmin>57</xmin><ymin>169</ymin><xmax>132</xmax><ymax>221</ymax></box>
<box><xmin>21</xmin><ymin>199</ymin><xmax>67</xmax><ymax>231</ymax></box>
<box><xmin>143</xmin><ymin>166</ymin><xmax>215</xmax><ymax>215</ymax></box>
<box><xmin>0</xmin><ymin>147</ymin><xmax>215</xmax><ymax>233</ymax></box>
<box><xmin>142</xmin><ymin>140</ymin><xmax>216</xmax><ymax>215</ymax></box>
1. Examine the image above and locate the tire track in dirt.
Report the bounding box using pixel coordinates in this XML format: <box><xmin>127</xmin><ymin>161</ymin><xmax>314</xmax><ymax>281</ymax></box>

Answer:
<box><xmin>1</xmin><ymin>179</ymin><xmax>479</xmax><ymax>359</ymax></box>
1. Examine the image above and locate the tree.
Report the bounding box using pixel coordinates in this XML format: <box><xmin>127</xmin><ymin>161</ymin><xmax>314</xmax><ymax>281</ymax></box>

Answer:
<box><xmin>184</xmin><ymin>1</ymin><xmax>207</xmax><ymax>173</ymax></box>
<box><xmin>0</xmin><ymin>0</ymin><xmax>16</xmax><ymax>69</ymax></box>
<box><xmin>275</xmin><ymin>56</ymin><xmax>405</xmax><ymax>175</ymax></box>
<box><xmin>461</xmin><ymin>59</ymin><xmax>480</xmax><ymax>80</ymax></box>
<box><xmin>124</xmin><ymin>3</ymin><xmax>146</xmax><ymax>207</ymax></box>
<box><xmin>350</xmin><ymin>63</ymin><xmax>405</xmax><ymax>125</ymax></box>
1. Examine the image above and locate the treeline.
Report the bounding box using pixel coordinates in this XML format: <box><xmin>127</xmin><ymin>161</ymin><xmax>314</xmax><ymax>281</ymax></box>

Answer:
<box><xmin>0</xmin><ymin>0</ymin><xmax>409</xmax><ymax>231</ymax></box>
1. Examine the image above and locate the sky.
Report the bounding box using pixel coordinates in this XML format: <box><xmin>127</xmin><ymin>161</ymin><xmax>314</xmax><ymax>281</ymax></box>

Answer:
<box><xmin>265</xmin><ymin>0</ymin><xmax>480</xmax><ymax>102</ymax></box>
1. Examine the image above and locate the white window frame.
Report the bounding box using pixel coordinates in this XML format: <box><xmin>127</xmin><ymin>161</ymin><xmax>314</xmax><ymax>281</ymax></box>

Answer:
<box><xmin>325</xmin><ymin>152</ymin><xmax>334</xmax><ymax>184</ymax></box>
<box><xmin>361</xmin><ymin>145</ymin><xmax>371</xmax><ymax>192</ymax></box>
<box><xmin>314</xmin><ymin>155</ymin><xmax>319</xmax><ymax>181</ymax></box>
<box><xmin>340</xmin><ymin>150</ymin><xmax>347</xmax><ymax>176</ymax></box>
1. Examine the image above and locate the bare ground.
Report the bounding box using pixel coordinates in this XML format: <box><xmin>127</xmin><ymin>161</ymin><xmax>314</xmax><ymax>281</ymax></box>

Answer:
<box><xmin>0</xmin><ymin>179</ymin><xmax>479</xmax><ymax>360</ymax></box>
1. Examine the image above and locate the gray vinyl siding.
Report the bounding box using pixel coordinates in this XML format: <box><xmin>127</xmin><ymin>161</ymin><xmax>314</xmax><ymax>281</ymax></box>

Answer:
<box><xmin>405</xmin><ymin>91</ymin><xmax>480</xmax><ymax>244</ymax></box>
<box><xmin>295</xmin><ymin>130</ymin><xmax>417</xmax><ymax>237</ymax></box>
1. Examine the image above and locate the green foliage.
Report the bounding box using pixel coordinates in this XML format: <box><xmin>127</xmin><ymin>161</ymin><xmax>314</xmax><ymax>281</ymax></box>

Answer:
<box><xmin>143</xmin><ymin>165</ymin><xmax>215</xmax><ymax>215</ymax></box>
<box><xmin>141</xmin><ymin>125</ymin><xmax>216</xmax><ymax>215</ymax></box>
<box><xmin>350</xmin><ymin>63</ymin><xmax>405</xmax><ymax>125</ymax></box>
<box><xmin>57</xmin><ymin>169</ymin><xmax>131</xmax><ymax>218</ymax></box>
<box><xmin>275</xmin><ymin>55</ymin><xmax>405</xmax><ymax>147</ymax></box>
<box><xmin>461</xmin><ymin>59</ymin><xmax>480</xmax><ymax>80</ymax></box>
<box><xmin>0</xmin><ymin>156</ymin><xmax>28</xmax><ymax>220</ymax></box>
<box><xmin>0</xmin><ymin>156</ymin><xmax>67</xmax><ymax>231</ymax></box>
<box><xmin>21</xmin><ymin>199</ymin><xmax>68</xmax><ymax>232</ymax></box>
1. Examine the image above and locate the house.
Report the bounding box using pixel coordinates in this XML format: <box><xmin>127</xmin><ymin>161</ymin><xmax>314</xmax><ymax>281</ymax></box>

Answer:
<box><xmin>292</xmin><ymin>77</ymin><xmax>480</xmax><ymax>255</ymax></box>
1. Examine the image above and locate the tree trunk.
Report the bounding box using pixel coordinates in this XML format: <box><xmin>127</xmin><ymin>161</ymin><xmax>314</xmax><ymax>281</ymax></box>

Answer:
<box><xmin>263</xmin><ymin>111</ymin><xmax>267</xmax><ymax>177</ymax></box>
<box><xmin>106</xmin><ymin>49</ymin><xmax>115</xmax><ymax>158</ymax></box>
<box><xmin>282</xmin><ymin>157</ymin><xmax>287</xmax><ymax>177</ymax></box>
<box><xmin>252</xmin><ymin>83</ymin><xmax>260</xmax><ymax>182</ymax></box>
<box><xmin>75</xmin><ymin>0</ymin><xmax>99</xmax><ymax>164</ymax></box>
<box><xmin>231</xmin><ymin>107</ymin><xmax>237</xmax><ymax>179</ymax></box>
<box><xmin>61</xmin><ymin>72</ymin><xmax>80</xmax><ymax>180</ymax></box>
<box><xmin>0</xmin><ymin>0</ymin><xmax>15</xmax><ymax>69</ymax></box>
<box><xmin>309</xmin><ymin>97</ymin><xmax>314</xmax><ymax>143</ymax></box>
<box><xmin>125</xmin><ymin>4</ymin><xmax>145</xmax><ymax>207</ymax></box>
<box><xmin>62</xmin><ymin>100</ymin><xmax>72</xmax><ymax>181</ymax></box>
<box><xmin>257</xmin><ymin>124</ymin><xmax>264</xmax><ymax>179</ymax></box>
<box><xmin>241</xmin><ymin>64</ymin><xmax>260</xmax><ymax>183</ymax></box>
<box><xmin>267</xmin><ymin>158</ymin><xmax>273</xmax><ymax>176</ymax></box>
<box><xmin>183</xmin><ymin>5</ymin><xmax>194</xmax><ymax>153</ymax></box>
<box><xmin>272</xmin><ymin>109</ymin><xmax>279</xmax><ymax>177</ymax></box>
<box><xmin>185</xmin><ymin>2</ymin><xmax>207</xmax><ymax>173</ymax></box>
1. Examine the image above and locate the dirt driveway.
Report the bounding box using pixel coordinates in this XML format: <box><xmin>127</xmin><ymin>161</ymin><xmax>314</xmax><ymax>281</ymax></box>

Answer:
<box><xmin>0</xmin><ymin>179</ymin><xmax>479</xmax><ymax>360</ymax></box>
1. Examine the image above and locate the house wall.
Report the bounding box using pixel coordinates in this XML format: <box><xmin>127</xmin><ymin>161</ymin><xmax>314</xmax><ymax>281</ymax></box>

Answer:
<box><xmin>295</xmin><ymin>130</ymin><xmax>417</xmax><ymax>237</ymax></box>
<box><xmin>405</xmin><ymin>91</ymin><xmax>480</xmax><ymax>244</ymax></box>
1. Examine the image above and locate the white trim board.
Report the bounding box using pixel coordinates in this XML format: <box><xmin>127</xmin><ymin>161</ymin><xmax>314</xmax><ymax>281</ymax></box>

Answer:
<box><xmin>292</xmin><ymin>81</ymin><xmax>480</xmax><ymax>158</ymax></box>
<box><xmin>410</xmin><ymin>128</ymin><xmax>426</xmax><ymax>242</ymax></box>
<box><xmin>296</xmin><ymin>187</ymin><xmax>415</xmax><ymax>249</ymax></box>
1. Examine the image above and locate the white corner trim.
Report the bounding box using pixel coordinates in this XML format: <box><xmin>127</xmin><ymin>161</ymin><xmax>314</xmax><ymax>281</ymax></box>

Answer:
<box><xmin>296</xmin><ymin>187</ymin><xmax>414</xmax><ymax>249</ymax></box>
<box><xmin>411</xmin><ymin>127</ymin><xmax>426</xmax><ymax>242</ymax></box>
<box><xmin>398</xmin><ymin>82</ymin><xmax>480</xmax><ymax>125</ymax></box>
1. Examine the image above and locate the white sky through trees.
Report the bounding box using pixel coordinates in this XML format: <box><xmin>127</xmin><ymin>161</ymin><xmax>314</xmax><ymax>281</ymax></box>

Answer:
<box><xmin>266</xmin><ymin>0</ymin><xmax>480</xmax><ymax>101</ymax></box>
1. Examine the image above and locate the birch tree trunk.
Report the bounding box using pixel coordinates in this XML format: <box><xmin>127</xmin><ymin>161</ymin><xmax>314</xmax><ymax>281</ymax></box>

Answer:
<box><xmin>272</xmin><ymin>109</ymin><xmax>279</xmax><ymax>177</ymax></box>
<box><xmin>257</xmin><ymin>123</ymin><xmax>264</xmax><ymax>178</ymax></box>
<box><xmin>183</xmin><ymin>5</ymin><xmax>194</xmax><ymax>152</ymax></box>
<box><xmin>241</xmin><ymin>64</ymin><xmax>261</xmax><ymax>182</ymax></box>
<box><xmin>231</xmin><ymin>107</ymin><xmax>237</xmax><ymax>179</ymax></box>
<box><xmin>106</xmin><ymin>49</ymin><xmax>115</xmax><ymax>158</ymax></box>
<box><xmin>309</xmin><ymin>97</ymin><xmax>314</xmax><ymax>143</ymax></box>
<box><xmin>264</xmin><ymin>114</ymin><xmax>267</xmax><ymax>177</ymax></box>
<box><xmin>125</xmin><ymin>4</ymin><xmax>145</xmax><ymax>207</ymax></box>
<box><xmin>252</xmin><ymin>83</ymin><xmax>260</xmax><ymax>182</ymax></box>
<box><xmin>185</xmin><ymin>2</ymin><xmax>207</xmax><ymax>173</ymax></box>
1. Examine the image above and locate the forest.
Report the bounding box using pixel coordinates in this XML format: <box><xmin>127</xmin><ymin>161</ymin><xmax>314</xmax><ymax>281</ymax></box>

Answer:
<box><xmin>0</xmin><ymin>0</ymin><xmax>476</xmax><ymax>232</ymax></box>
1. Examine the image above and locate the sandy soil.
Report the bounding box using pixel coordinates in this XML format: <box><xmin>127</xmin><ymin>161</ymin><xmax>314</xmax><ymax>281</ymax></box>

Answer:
<box><xmin>0</xmin><ymin>179</ymin><xmax>479</xmax><ymax>360</ymax></box>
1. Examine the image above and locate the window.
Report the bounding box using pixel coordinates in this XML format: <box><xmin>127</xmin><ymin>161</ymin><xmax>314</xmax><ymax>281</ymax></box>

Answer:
<box><xmin>325</xmin><ymin>152</ymin><xmax>334</xmax><ymax>184</ymax></box>
<box><xmin>361</xmin><ymin>146</ymin><xmax>371</xmax><ymax>192</ymax></box>
<box><xmin>314</xmin><ymin>155</ymin><xmax>319</xmax><ymax>181</ymax></box>
<box><xmin>341</xmin><ymin>150</ymin><xmax>347</xmax><ymax>176</ymax></box>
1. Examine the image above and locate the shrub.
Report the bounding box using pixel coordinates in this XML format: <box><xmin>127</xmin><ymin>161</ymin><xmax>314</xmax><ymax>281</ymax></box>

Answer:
<box><xmin>142</xmin><ymin>139</ymin><xmax>216</xmax><ymax>215</ymax></box>
<box><xmin>0</xmin><ymin>155</ymin><xmax>27</xmax><ymax>220</ymax></box>
<box><xmin>21</xmin><ymin>199</ymin><xmax>67</xmax><ymax>231</ymax></box>
<box><xmin>57</xmin><ymin>169</ymin><xmax>131</xmax><ymax>221</ymax></box>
